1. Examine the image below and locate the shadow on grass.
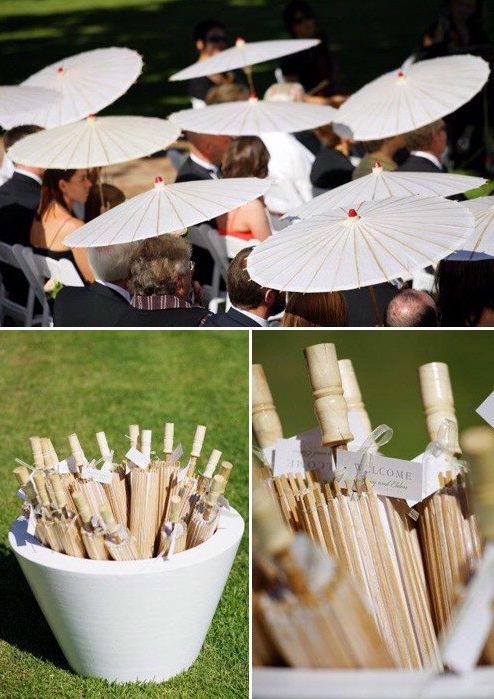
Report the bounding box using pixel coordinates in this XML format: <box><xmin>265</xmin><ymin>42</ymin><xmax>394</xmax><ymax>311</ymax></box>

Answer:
<box><xmin>0</xmin><ymin>545</ymin><xmax>68</xmax><ymax>669</ymax></box>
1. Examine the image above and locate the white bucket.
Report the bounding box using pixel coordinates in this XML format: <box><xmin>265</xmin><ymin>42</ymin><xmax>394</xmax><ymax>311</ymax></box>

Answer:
<box><xmin>9</xmin><ymin>508</ymin><xmax>244</xmax><ymax>683</ymax></box>
<box><xmin>253</xmin><ymin>667</ymin><xmax>494</xmax><ymax>699</ymax></box>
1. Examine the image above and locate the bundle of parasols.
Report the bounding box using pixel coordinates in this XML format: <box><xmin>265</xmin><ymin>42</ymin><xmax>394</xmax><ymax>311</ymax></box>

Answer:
<box><xmin>13</xmin><ymin>423</ymin><xmax>234</xmax><ymax>562</ymax></box>
<box><xmin>252</xmin><ymin>343</ymin><xmax>494</xmax><ymax>673</ymax></box>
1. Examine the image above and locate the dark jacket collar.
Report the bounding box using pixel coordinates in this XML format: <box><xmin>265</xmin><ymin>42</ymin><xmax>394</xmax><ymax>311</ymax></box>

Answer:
<box><xmin>227</xmin><ymin>307</ymin><xmax>263</xmax><ymax>326</ymax></box>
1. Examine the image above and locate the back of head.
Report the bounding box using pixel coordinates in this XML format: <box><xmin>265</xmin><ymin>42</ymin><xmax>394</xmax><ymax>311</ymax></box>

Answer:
<box><xmin>128</xmin><ymin>234</ymin><xmax>191</xmax><ymax>296</ymax></box>
<box><xmin>4</xmin><ymin>124</ymin><xmax>43</xmax><ymax>153</ymax></box>
<box><xmin>362</xmin><ymin>139</ymin><xmax>385</xmax><ymax>154</ymax></box>
<box><xmin>221</xmin><ymin>137</ymin><xmax>270</xmax><ymax>178</ymax></box>
<box><xmin>385</xmin><ymin>288</ymin><xmax>438</xmax><ymax>327</ymax></box>
<box><xmin>435</xmin><ymin>258</ymin><xmax>494</xmax><ymax>326</ymax></box>
<box><xmin>281</xmin><ymin>291</ymin><xmax>348</xmax><ymax>327</ymax></box>
<box><xmin>227</xmin><ymin>248</ymin><xmax>268</xmax><ymax>309</ymax></box>
<box><xmin>403</xmin><ymin>119</ymin><xmax>445</xmax><ymax>152</ymax></box>
<box><xmin>205</xmin><ymin>83</ymin><xmax>249</xmax><ymax>105</ymax></box>
<box><xmin>264</xmin><ymin>82</ymin><xmax>305</xmax><ymax>102</ymax></box>
<box><xmin>193</xmin><ymin>19</ymin><xmax>225</xmax><ymax>43</ymax></box>
<box><xmin>88</xmin><ymin>241</ymin><xmax>138</xmax><ymax>283</ymax></box>
<box><xmin>84</xmin><ymin>183</ymin><xmax>125</xmax><ymax>223</ymax></box>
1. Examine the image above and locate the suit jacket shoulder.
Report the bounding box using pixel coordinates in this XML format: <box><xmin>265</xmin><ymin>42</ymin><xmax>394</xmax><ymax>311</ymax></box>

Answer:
<box><xmin>396</xmin><ymin>155</ymin><xmax>441</xmax><ymax>173</ymax></box>
<box><xmin>205</xmin><ymin>307</ymin><xmax>262</xmax><ymax>327</ymax></box>
<box><xmin>114</xmin><ymin>305</ymin><xmax>212</xmax><ymax>327</ymax></box>
<box><xmin>175</xmin><ymin>157</ymin><xmax>214</xmax><ymax>183</ymax></box>
<box><xmin>53</xmin><ymin>283</ymin><xmax>130</xmax><ymax>327</ymax></box>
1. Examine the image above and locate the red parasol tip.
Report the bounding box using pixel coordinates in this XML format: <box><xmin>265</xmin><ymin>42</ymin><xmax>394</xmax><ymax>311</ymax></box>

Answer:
<box><xmin>397</xmin><ymin>70</ymin><xmax>405</xmax><ymax>78</ymax></box>
<box><xmin>235</xmin><ymin>37</ymin><xmax>245</xmax><ymax>47</ymax></box>
<box><xmin>87</xmin><ymin>114</ymin><xmax>96</xmax><ymax>121</ymax></box>
<box><xmin>373</xmin><ymin>161</ymin><xmax>382</xmax><ymax>168</ymax></box>
<box><xmin>154</xmin><ymin>176</ymin><xmax>164</xmax><ymax>184</ymax></box>
<box><xmin>57</xmin><ymin>66</ymin><xmax>64</xmax><ymax>74</ymax></box>
<box><xmin>347</xmin><ymin>209</ymin><xmax>358</xmax><ymax>218</ymax></box>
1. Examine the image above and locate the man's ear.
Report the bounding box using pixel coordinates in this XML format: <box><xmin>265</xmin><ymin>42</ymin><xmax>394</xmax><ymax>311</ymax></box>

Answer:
<box><xmin>264</xmin><ymin>289</ymin><xmax>277</xmax><ymax>306</ymax></box>
<box><xmin>196</xmin><ymin>39</ymin><xmax>204</xmax><ymax>52</ymax></box>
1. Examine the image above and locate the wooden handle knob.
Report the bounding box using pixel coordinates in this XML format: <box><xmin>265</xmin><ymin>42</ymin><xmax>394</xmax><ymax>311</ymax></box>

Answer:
<box><xmin>72</xmin><ymin>490</ymin><xmax>92</xmax><ymax>524</ymax></box>
<box><xmin>205</xmin><ymin>474</ymin><xmax>225</xmax><ymax>506</ymax></box>
<box><xmin>204</xmin><ymin>449</ymin><xmax>222</xmax><ymax>478</ymax></box>
<box><xmin>41</xmin><ymin>437</ymin><xmax>58</xmax><ymax>468</ymax></box>
<box><xmin>13</xmin><ymin>466</ymin><xmax>30</xmax><ymax>487</ymax></box>
<box><xmin>418</xmin><ymin>362</ymin><xmax>461</xmax><ymax>454</ymax></box>
<box><xmin>129</xmin><ymin>424</ymin><xmax>139</xmax><ymax>450</ymax></box>
<box><xmin>252</xmin><ymin>364</ymin><xmax>283</xmax><ymax>449</ymax></box>
<box><xmin>68</xmin><ymin>433</ymin><xmax>86</xmax><ymax>466</ymax></box>
<box><xmin>140</xmin><ymin>429</ymin><xmax>152</xmax><ymax>459</ymax></box>
<box><xmin>164</xmin><ymin>423</ymin><xmax>174</xmax><ymax>453</ymax></box>
<box><xmin>304</xmin><ymin>343</ymin><xmax>353</xmax><ymax>447</ymax></box>
<box><xmin>48</xmin><ymin>473</ymin><xmax>67</xmax><ymax>509</ymax></box>
<box><xmin>461</xmin><ymin>426</ymin><xmax>494</xmax><ymax>539</ymax></box>
<box><xmin>29</xmin><ymin>436</ymin><xmax>44</xmax><ymax>469</ymax></box>
<box><xmin>218</xmin><ymin>461</ymin><xmax>233</xmax><ymax>485</ymax></box>
<box><xmin>32</xmin><ymin>471</ymin><xmax>50</xmax><ymax>507</ymax></box>
<box><xmin>253</xmin><ymin>483</ymin><xmax>293</xmax><ymax>556</ymax></box>
<box><xmin>100</xmin><ymin>507</ymin><xmax>117</xmax><ymax>533</ymax></box>
<box><xmin>168</xmin><ymin>495</ymin><xmax>181</xmax><ymax>522</ymax></box>
<box><xmin>96</xmin><ymin>431</ymin><xmax>112</xmax><ymax>461</ymax></box>
<box><xmin>190</xmin><ymin>425</ymin><xmax>206</xmax><ymax>458</ymax></box>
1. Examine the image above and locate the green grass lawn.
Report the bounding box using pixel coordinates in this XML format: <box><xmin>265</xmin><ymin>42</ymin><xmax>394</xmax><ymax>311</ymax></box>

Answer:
<box><xmin>0</xmin><ymin>330</ymin><xmax>249</xmax><ymax>699</ymax></box>
<box><xmin>2</xmin><ymin>0</ymin><xmax>491</xmax><ymax>115</ymax></box>
<box><xmin>253</xmin><ymin>330</ymin><xmax>494</xmax><ymax>460</ymax></box>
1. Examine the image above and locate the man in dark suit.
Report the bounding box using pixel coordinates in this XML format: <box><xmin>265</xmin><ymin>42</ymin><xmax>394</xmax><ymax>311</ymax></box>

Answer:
<box><xmin>54</xmin><ymin>243</ymin><xmax>137</xmax><ymax>326</ymax></box>
<box><xmin>206</xmin><ymin>247</ymin><xmax>285</xmax><ymax>327</ymax></box>
<box><xmin>397</xmin><ymin>119</ymin><xmax>447</xmax><ymax>173</ymax></box>
<box><xmin>175</xmin><ymin>131</ymin><xmax>231</xmax><ymax>183</ymax></box>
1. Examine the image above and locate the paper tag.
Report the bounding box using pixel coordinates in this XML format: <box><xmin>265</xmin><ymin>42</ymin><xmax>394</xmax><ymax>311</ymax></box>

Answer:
<box><xmin>336</xmin><ymin>450</ymin><xmax>423</xmax><ymax>501</ymax></box>
<box><xmin>410</xmin><ymin>450</ymin><xmax>458</xmax><ymax>504</ymax></box>
<box><xmin>16</xmin><ymin>488</ymin><xmax>26</xmax><ymax>500</ymax></box>
<box><xmin>27</xmin><ymin>506</ymin><xmax>37</xmax><ymax>536</ymax></box>
<box><xmin>441</xmin><ymin>542</ymin><xmax>494</xmax><ymax>672</ymax></box>
<box><xmin>477</xmin><ymin>390</ymin><xmax>494</xmax><ymax>428</ymax></box>
<box><xmin>57</xmin><ymin>455</ymin><xmax>79</xmax><ymax>474</ymax></box>
<box><xmin>164</xmin><ymin>527</ymin><xmax>178</xmax><ymax>560</ymax></box>
<box><xmin>176</xmin><ymin>464</ymin><xmax>189</xmax><ymax>483</ymax></box>
<box><xmin>125</xmin><ymin>447</ymin><xmax>150</xmax><ymax>469</ymax></box>
<box><xmin>269</xmin><ymin>428</ymin><xmax>335</xmax><ymax>481</ymax></box>
<box><xmin>171</xmin><ymin>443</ymin><xmax>184</xmax><ymax>462</ymax></box>
<box><xmin>80</xmin><ymin>465</ymin><xmax>113</xmax><ymax>484</ymax></box>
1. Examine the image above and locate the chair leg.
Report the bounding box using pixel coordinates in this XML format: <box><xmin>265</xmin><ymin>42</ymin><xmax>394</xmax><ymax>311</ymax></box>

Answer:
<box><xmin>25</xmin><ymin>286</ymin><xmax>35</xmax><ymax>327</ymax></box>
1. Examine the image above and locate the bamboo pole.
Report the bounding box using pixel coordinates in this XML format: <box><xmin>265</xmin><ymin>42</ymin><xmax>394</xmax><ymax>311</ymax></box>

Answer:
<box><xmin>252</xmin><ymin>364</ymin><xmax>283</xmax><ymax>449</ymax></box>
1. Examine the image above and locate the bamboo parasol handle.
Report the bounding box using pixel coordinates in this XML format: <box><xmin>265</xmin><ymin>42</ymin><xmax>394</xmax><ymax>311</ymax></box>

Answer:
<box><xmin>252</xmin><ymin>364</ymin><xmax>283</xmax><ymax>449</ymax></box>
<box><xmin>418</xmin><ymin>362</ymin><xmax>461</xmax><ymax>455</ymax></box>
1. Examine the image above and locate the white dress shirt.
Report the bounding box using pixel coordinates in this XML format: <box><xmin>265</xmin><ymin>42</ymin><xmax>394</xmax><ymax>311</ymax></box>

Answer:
<box><xmin>230</xmin><ymin>306</ymin><xmax>267</xmax><ymax>326</ymax></box>
<box><xmin>94</xmin><ymin>279</ymin><xmax>130</xmax><ymax>302</ymax></box>
<box><xmin>410</xmin><ymin>150</ymin><xmax>442</xmax><ymax>170</ymax></box>
<box><xmin>189</xmin><ymin>153</ymin><xmax>218</xmax><ymax>178</ymax></box>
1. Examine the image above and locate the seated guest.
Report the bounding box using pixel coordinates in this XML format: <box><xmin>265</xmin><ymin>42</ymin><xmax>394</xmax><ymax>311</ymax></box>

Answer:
<box><xmin>262</xmin><ymin>83</ymin><xmax>315</xmax><ymax>214</ymax></box>
<box><xmin>174</xmin><ymin>131</ymin><xmax>231</xmax><ymax>182</ymax></box>
<box><xmin>30</xmin><ymin>169</ymin><xmax>94</xmax><ymax>282</ymax></box>
<box><xmin>385</xmin><ymin>288</ymin><xmax>438</xmax><ymax>327</ymax></box>
<box><xmin>352</xmin><ymin>136</ymin><xmax>404</xmax><ymax>179</ymax></box>
<box><xmin>0</xmin><ymin>125</ymin><xmax>44</xmax><ymax>245</ymax></box>
<box><xmin>435</xmin><ymin>254</ymin><xmax>494</xmax><ymax>326</ymax></box>
<box><xmin>281</xmin><ymin>291</ymin><xmax>348</xmax><ymax>326</ymax></box>
<box><xmin>53</xmin><ymin>242</ymin><xmax>137</xmax><ymax>327</ymax></box>
<box><xmin>188</xmin><ymin>20</ymin><xmax>234</xmax><ymax>108</ymax></box>
<box><xmin>397</xmin><ymin>120</ymin><xmax>447</xmax><ymax>173</ymax></box>
<box><xmin>84</xmin><ymin>183</ymin><xmax>125</xmax><ymax>222</ymax></box>
<box><xmin>215</xmin><ymin>137</ymin><xmax>271</xmax><ymax>241</ymax></box>
<box><xmin>206</xmin><ymin>248</ymin><xmax>285</xmax><ymax>327</ymax></box>
<box><xmin>311</xmin><ymin>123</ymin><xmax>354</xmax><ymax>195</ymax></box>
<box><xmin>115</xmin><ymin>235</ymin><xmax>213</xmax><ymax>327</ymax></box>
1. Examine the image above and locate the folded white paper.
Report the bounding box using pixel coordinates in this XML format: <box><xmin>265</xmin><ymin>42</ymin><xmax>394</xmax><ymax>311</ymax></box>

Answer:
<box><xmin>171</xmin><ymin>443</ymin><xmax>184</xmax><ymax>462</ymax></box>
<box><xmin>80</xmin><ymin>465</ymin><xmax>114</xmax><ymax>484</ymax></box>
<box><xmin>267</xmin><ymin>427</ymin><xmax>335</xmax><ymax>482</ymax></box>
<box><xmin>477</xmin><ymin>390</ymin><xmax>494</xmax><ymax>428</ymax></box>
<box><xmin>125</xmin><ymin>447</ymin><xmax>150</xmax><ymax>469</ymax></box>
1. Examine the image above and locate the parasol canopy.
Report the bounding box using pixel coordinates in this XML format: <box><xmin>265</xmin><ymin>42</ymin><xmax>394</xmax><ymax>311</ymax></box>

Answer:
<box><xmin>7</xmin><ymin>115</ymin><xmax>181</xmax><ymax>169</ymax></box>
<box><xmin>21</xmin><ymin>47</ymin><xmax>143</xmax><ymax>128</ymax></box>
<box><xmin>169</xmin><ymin>97</ymin><xmax>336</xmax><ymax>136</ymax></box>
<box><xmin>335</xmin><ymin>54</ymin><xmax>490</xmax><ymax>140</ymax></box>
<box><xmin>457</xmin><ymin>196</ymin><xmax>494</xmax><ymax>258</ymax></box>
<box><xmin>169</xmin><ymin>38</ymin><xmax>320</xmax><ymax>81</ymax></box>
<box><xmin>246</xmin><ymin>195</ymin><xmax>474</xmax><ymax>292</ymax></box>
<box><xmin>284</xmin><ymin>162</ymin><xmax>486</xmax><ymax>219</ymax></box>
<box><xmin>0</xmin><ymin>85</ymin><xmax>61</xmax><ymax>129</ymax></box>
<box><xmin>65</xmin><ymin>176</ymin><xmax>270</xmax><ymax>247</ymax></box>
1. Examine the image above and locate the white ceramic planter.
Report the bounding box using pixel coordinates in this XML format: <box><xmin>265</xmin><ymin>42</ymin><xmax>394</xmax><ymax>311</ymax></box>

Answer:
<box><xmin>9</xmin><ymin>508</ymin><xmax>244</xmax><ymax>683</ymax></box>
<box><xmin>253</xmin><ymin>668</ymin><xmax>494</xmax><ymax>699</ymax></box>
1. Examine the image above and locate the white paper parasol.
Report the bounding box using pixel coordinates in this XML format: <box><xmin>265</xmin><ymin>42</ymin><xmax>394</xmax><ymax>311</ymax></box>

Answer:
<box><xmin>284</xmin><ymin>162</ymin><xmax>486</xmax><ymax>219</ymax></box>
<box><xmin>457</xmin><ymin>197</ymin><xmax>494</xmax><ymax>257</ymax></box>
<box><xmin>21</xmin><ymin>47</ymin><xmax>143</xmax><ymax>128</ymax></box>
<box><xmin>7</xmin><ymin>115</ymin><xmax>181</xmax><ymax>169</ymax></box>
<box><xmin>247</xmin><ymin>196</ymin><xmax>474</xmax><ymax>292</ymax></box>
<box><xmin>335</xmin><ymin>54</ymin><xmax>490</xmax><ymax>140</ymax></box>
<box><xmin>65</xmin><ymin>176</ymin><xmax>270</xmax><ymax>247</ymax></box>
<box><xmin>169</xmin><ymin>97</ymin><xmax>336</xmax><ymax>135</ymax></box>
<box><xmin>0</xmin><ymin>85</ymin><xmax>61</xmax><ymax>129</ymax></box>
<box><xmin>169</xmin><ymin>38</ymin><xmax>320</xmax><ymax>81</ymax></box>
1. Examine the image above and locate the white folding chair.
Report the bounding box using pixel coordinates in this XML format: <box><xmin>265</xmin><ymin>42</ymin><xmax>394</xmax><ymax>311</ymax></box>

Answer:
<box><xmin>0</xmin><ymin>242</ymin><xmax>36</xmax><ymax>326</ymax></box>
<box><xmin>14</xmin><ymin>246</ymin><xmax>53</xmax><ymax>326</ymax></box>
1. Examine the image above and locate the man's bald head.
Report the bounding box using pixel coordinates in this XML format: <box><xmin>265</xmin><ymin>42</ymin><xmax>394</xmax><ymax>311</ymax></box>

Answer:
<box><xmin>385</xmin><ymin>289</ymin><xmax>438</xmax><ymax>327</ymax></box>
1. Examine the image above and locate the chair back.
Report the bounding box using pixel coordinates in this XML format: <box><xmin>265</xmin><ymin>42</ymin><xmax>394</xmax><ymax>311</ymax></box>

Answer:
<box><xmin>0</xmin><ymin>242</ymin><xmax>36</xmax><ymax>326</ymax></box>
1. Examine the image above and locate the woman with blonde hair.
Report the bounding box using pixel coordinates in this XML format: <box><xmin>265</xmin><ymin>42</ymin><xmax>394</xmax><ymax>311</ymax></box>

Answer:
<box><xmin>30</xmin><ymin>168</ymin><xmax>94</xmax><ymax>282</ymax></box>
<box><xmin>281</xmin><ymin>291</ymin><xmax>348</xmax><ymax>327</ymax></box>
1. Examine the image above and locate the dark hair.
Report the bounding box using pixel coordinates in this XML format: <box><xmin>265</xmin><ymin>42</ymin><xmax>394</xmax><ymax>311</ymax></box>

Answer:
<box><xmin>227</xmin><ymin>248</ymin><xmax>271</xmax><ymax>309</ymax></box>
<box><xmin>84</xmin><ymin>183</ymin><xmax>125</xmax><ymax>223</ymax></box>
<box><xmin>221</xmin><ymin>137</ymin><xmax>270</xmax><ymax>179</ymax></box>
<box><xmin>385</xmin><ymin>289</ymin><xmax>438</xmax><ymax>327</ymax></box>
<box><xmin>3</xmin><ymin>124</ymin><xmax>43</xmax><ymax>152</ymax></box>
<box><xmin>281</xmin><ymin>291</ymin><xmax>348</xmax><ymax>327</ymax></box>
<box><xmin>283</xmin><ymin>1</ymin><xmax>314</xmax><ymax>32</ymax></box>
<box><xmin>205</xmin><ymin>83</ymin><xmax>249</xmax><ymax>105</ymax></box>
<box><xmin>435</xmin><ymin>258</ymin><xmax>494</xmax><ymax>326</ymax></box>
<box><xmin>193</xmin><ymin>19</ymin><xmax>225</xmax><ymax>43</ymax></box>
<box><xmin>38</xmin><ymin>169</ymin><xmax>77</xmax><ymax>219</ymax></box>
